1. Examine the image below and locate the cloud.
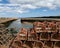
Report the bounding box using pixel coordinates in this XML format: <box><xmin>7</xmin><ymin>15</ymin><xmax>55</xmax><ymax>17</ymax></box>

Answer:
<box><xmin>9</xmin><ymin>0</ymin><xmax>60</xmax><ymax>9</ymax></box>
<box><xmin>43</xmin><ymin>10</ymin><xmax>47</xmax><ymax>11</ymax></box>
<box><xmin>17</xmin><ymin>10</ymin><xmax>29</xmax><ymax>13</ymax></box>
<box><xmin>21</xmin><ymin>4</ymin><xmax>37</xmax><ymax>9</ymax></box>
<box><xmin>0</xmin><ymin>3</ymin><xmax>38</xmax><ymax>14</ymax></box>
<box><xmin>0</xmin><ymin>0</ymin><xmax>60</xmax><ymax>14</ymax></box>
<box><xmin>0</xmin><ymin>4</ymin><xmax>29</xmax><ymax>14</ymax></box>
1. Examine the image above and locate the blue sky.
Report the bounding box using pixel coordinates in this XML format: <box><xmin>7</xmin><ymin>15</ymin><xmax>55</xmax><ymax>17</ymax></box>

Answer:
<box><xmin>0</xmin><ymin>0</ymin><xmax>60</xmax><ymax>18</ymax></box>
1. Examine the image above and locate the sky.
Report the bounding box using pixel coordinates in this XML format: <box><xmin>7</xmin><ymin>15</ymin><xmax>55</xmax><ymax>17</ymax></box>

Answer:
<box><xmin>0</xmin><ymin>0</ymin><xmax>60</xmax><ymax>18</ymax></box>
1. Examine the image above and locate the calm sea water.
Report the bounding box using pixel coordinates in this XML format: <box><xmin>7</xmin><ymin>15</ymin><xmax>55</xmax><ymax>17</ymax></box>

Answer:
<box><xmin>8</xmin><ymin>19</ymin><xmax>33</xmax><ymax>32</ymax></box>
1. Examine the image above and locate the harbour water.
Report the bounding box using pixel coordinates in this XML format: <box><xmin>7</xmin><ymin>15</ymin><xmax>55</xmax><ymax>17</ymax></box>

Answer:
<box><xmin>8</xmin><ymin>19</ymin><xmax>33</xmax><ymax>32</ymax></box>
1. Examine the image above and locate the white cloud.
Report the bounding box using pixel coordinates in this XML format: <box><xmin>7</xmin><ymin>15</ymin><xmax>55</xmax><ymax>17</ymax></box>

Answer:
<box><xmin>0</xmin><ymin>4</ymin><xmax>29</xmax><ymax>13</ymax></box>
<box><xmin>17</xmin><ymin>10</ymin><xmax>29</xmax><ymax>13</ymax></box>
<box><xmin>21</xmin><ymin>4</ymin><xmax>37</xmax><ymax>9</ymax></box>
<box><xmin>0</xmin><ymin>0</ymin><xmax>60</xmax><ymax>14</ymax></box>
<box><xmin>9</xmin><ymin>0</ymin><xmax>38</xmax><ymax>4</ymax></box>
<box><xmin>43</xmin><ymin>10</ymin><xmax>47</xmax><ymax>11</ymax></box>
<box><xmin>9</xmin><ymin>0</ymin><xmax>60</xmax><ymax>9</ymax></box>
<box><xmin>0</xmin><ymin>3</ymin><xmax>37</xmax><ymax>14</ymax></box>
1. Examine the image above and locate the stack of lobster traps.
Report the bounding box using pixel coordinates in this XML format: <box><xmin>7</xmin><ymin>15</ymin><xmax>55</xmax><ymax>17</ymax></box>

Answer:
<box><xmin>28</xmin><ymin>28</ymin><xmax>37</xmax><ymax>41</ymax></box>
<box><xmin>18</xmin><ymin>28</ymin><xmax>28</xmax><ymax>40</ymax></box>
<box><xmin>10</xmin><ymin>21</ymin><xmax>60</xmax><ymax>48</ymax></box>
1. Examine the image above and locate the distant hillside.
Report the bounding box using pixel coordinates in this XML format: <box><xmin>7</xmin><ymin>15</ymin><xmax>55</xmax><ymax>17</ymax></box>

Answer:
<box><xmin>32</xmin><ymin>16</ymin><xmax>60</xmax><ymax>18</ymax></box>
<box><xmin>41</xmin><ymin>16</ymin><xmax>60</xmax><ymax>18</ymax></box>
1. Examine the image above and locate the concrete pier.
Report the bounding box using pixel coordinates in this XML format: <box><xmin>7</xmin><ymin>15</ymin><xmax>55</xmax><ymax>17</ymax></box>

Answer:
<box><xmin>0</xmin><ymin>18</ymin><xmax>17</xmax><ymax>24</ymax></box>
<box><xmin>21</xmin><ymin>18</ymin><xmax>60</xmax><ymax>23</ymax></box>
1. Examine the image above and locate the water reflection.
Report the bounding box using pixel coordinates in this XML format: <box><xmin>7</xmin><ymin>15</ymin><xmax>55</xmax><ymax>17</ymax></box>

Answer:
<box><xmin>8</xmin><ymin>19</ymin><xmax>33</xmax><ymax>32</ymax></box>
